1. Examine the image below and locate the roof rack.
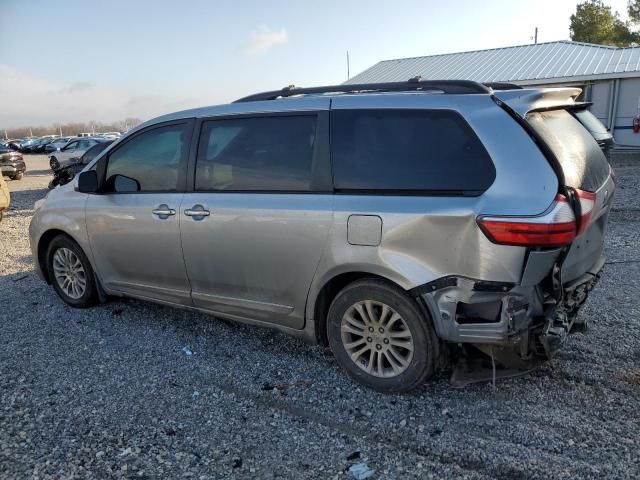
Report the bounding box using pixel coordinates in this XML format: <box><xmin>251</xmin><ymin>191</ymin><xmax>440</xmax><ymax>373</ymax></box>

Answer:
<box><xmin>233</xmin><ymin>77</ymin><xmax>491</xmax><ymax>103</ymax></box>
<box><xmin>483</xmin><ymin>82</ymin><xmax>523</xmax><ymax>90</ymax></box>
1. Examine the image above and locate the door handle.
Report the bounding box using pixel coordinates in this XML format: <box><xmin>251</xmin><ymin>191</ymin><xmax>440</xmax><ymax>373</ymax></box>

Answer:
<box><xmin>184</xmin><ymin>205</ymin><xmax>210</xmax><ymax>218</ymax></box>
<box><xmin>152</xmin><ymin>204</ymin><xmax>176</xmax><ymax>219</ymax></box>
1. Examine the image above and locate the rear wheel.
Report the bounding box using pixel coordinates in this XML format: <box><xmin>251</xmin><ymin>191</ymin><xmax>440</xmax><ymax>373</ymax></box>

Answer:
<box><xmin>49</xmin><ymin>157</ymin><xmax>59</xmax><ymax>170</ymax></box>
<box><xmin>46</xmin><ymin>235</ymin><xmax>98</xmax><ymax>308</ymax></box>
<box><xmin>327</xmin><ymin>279</ymin><xmax>437</xmax><ymax>393</ymax></box>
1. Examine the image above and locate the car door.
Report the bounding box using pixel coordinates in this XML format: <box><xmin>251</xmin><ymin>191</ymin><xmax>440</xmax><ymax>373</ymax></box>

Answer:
<box><xmin>75</xmin><ymin>140</ymin><xmax>92</xmax><ymax>158</ymax></box>
<box><xmin>58</xmin><ymin>140</ymin><xmax>79</xmax><ymax>164</ymax></box>
<box><xmin>180</xmin><ymin>110</ymin><xmax>333</xmax><ymax>329</ymax></box>
<box><xmin>85</xmin><ymin>119</ymin><xmax>195</xmax><ymax>305</ymax></box>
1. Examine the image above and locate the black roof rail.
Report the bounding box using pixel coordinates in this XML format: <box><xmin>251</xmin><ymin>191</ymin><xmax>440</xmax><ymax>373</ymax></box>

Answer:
<box><xmin>483</xmin><ymin>82</ymin><xmax>524</xmax><ymax>90</ymax></box>
<box><xmin>233</xmin><ymin>77</ymin><xmax>491</xmax><ymax>103</ymax></box>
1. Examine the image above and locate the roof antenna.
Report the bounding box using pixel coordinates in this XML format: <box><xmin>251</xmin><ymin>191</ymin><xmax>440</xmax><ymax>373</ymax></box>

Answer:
<box><xmin>346</xmin><ymin>51</ymin><xmax>350</xmax><ymax>80</ymax></box>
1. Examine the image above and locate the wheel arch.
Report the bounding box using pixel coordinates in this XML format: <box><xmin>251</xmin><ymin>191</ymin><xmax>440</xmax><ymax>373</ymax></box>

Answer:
<box><xmin>309</xmin><ymin>267</ymin><xmax>425</xmax><ymax>346</ymax></box>
<box><xmin>37</xmin><ymin>229</ymin><xmax>82</xmax><ymax>284</ymax></box>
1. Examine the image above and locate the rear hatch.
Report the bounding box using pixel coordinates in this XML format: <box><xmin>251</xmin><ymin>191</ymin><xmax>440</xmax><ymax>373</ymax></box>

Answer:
<box><xmin>525</xmin><ymin>108</ymin><xmax>615</xmax><ymax>282</ymax></box>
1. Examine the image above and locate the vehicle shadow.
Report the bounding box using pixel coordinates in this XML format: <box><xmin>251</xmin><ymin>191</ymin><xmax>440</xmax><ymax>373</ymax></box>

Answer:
<box><xmin>4</xmin><ymin>187</ymin><xmax>49</xmax><ymax>215</ymax></box>
<box><xmin>25</xmin><ymin>169</ymin><xmax>53</xmax><ymax>177</ymax></box>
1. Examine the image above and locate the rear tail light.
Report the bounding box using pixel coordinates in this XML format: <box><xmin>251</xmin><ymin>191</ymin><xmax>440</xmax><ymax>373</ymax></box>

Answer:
<box><xmin>477</xmin><ymin>194</ymin><xmax>576</xmax><ymax>247</ymax></box>
<box><xmin>574</xmin><ymin>189</ymin><xmax>596</xmax><ymax>236</ymax></box>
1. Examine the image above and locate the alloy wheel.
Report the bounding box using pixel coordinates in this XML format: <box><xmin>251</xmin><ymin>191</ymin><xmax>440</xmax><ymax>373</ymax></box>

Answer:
<box><xmin>340</xmin><ymin>300</ymin><xmax>415</xmax><ymax>378</ymax></box>
<box><xmin>52</xmin><ymin>247</ymin><xmax>87</xmax><ymax>299</ymax></box>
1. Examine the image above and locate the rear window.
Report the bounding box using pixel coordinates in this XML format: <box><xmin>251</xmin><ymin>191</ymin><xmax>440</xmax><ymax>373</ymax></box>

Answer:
<box><xmin>331</xmin><ymin>109</ymin><xmax>495</xmax><ymax>194</ymax></box>
<box><xmin>526</xmin><ymin>109</ymin><xmax>610</xmax><ymax>192</ymax></box>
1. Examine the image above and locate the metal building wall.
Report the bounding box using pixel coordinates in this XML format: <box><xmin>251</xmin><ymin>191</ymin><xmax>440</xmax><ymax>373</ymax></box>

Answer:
<box><xmin>614</xmin><ymin>78</ymin><xmax>640</xmax><ymax>148</ymax></box>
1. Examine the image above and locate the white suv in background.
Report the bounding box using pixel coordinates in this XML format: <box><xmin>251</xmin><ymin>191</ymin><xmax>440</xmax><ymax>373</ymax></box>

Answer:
<box><xmin>49</xmin><ymin>138</ymin><xmax>106</xmax><ymax>170</ymax></box>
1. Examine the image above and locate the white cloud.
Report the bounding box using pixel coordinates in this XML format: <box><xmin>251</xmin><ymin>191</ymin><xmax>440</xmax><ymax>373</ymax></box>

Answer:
<box><xmin>243</xmin><ymin>25</ymin><xmax>288</xmax><ymax>56</ymax></box>
<box><xmin>0</xmin><ymin>65</ymin><xmax>200</xmax><ymax>128</ymax></box>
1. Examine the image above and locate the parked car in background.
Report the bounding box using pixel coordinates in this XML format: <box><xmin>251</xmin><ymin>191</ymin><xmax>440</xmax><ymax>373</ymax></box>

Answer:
<box><xmin>31</xmin><ymin>137</ymin><xmax>56</xmax><ymax>154</ymax></box>
<box><xmin>0</xmin><ymin>172</ymin><xmax>9</xmax><ymax>221</ymax></box>
<box><xmin>45</xmin><ymin>137</ymin><xmax>73</xmax><ymax>153</ymax></box>
<box><xmin>0</xmin><ymin>144</ymin><xmax>26</xmax><ymax>180</ymax></box>
<box><xmin>29</xmin><ymin>80</ymin><xmax>615</xmax><ymax>392</ymax></box>
<box><xmin>49</xmin><ymin>137</ymin><xmax>106</xmax><ymax>170</ymax></box>
<box><xmin>569</xmin><ymin>102</ymin><xmax>614</xmax><ymax>159</ymax></box>
<box><xmin>48</xmin><ymin>140</ymin><xmax>114</xmax><ymax>189</ymax></box>
<box><xmin>18</xmin><ymin>138</ymin><xmax>40</xmax><ymax>153</ymax></box>
<box><xmin>7</xmin><ymin>138</ymin><xmax>27</xmax><ymax>151</ymax></box>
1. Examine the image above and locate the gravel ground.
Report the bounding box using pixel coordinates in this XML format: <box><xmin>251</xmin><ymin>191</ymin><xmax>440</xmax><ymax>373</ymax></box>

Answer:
<box><xmin>1</xmin><ymin>155</ymin><xmax>639</xmax><ymax>479</ymax></box>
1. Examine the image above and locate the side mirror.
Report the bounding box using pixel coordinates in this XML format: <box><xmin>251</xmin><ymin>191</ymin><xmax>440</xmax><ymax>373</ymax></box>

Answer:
<box><xmin>77</xmin><ymin>170</ymin><xmax>99</xmax><ymax>193</ymax></box>
<box><xmin>112</xmin><ymin>174</ymin><xmax>140</xmax><ymax>193</ymax></box>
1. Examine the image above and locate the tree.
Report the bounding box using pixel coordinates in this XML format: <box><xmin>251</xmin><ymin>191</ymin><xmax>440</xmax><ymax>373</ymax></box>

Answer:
<box><xmin>570</xmin><ymin>0</ymin><xmax>638</xmax><ymax>47</ymax></box>
<box><xmin>630</xmin><ymin>0</ymin><xmax>640</xmax><ymax>24</ymax></box>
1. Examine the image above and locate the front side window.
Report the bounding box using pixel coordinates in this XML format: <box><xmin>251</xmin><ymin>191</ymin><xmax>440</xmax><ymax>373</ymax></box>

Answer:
<box><xmin>105</xmin><ymin>123</ymin><xmax>189</xmax><ymax>192</ymax></box>
<box><xmin>331</xmin><ymin>109</ymin><xmax>496</xmax><ymax>194</ymax></box>
<box><xmin>195</xmin><ymin>115</ymin><xmax>317</xmax><ymax>191</ymax></box>
<box><xmin>64</xmin><ymin>141</ymin><xmax>78</xmax><ymax>151</ymax></box>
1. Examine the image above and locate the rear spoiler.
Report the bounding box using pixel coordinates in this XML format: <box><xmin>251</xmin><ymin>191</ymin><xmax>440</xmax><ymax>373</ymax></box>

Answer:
<box><xmin>492</xmin><ymin>88</ymin><xmax>582</xmax><ymax>117</ymax></box>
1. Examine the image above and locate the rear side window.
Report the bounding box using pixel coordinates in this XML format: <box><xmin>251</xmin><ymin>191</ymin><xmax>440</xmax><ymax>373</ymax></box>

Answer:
<box><xmin>526</xmin><ymin>109</ymin><xmax>610</xmax><ymax>192</ymax></box>
<box><xmin>195</xmin><ymin>115</ymin><xmax>317</xmax><ymax>191</ymax></box>
<box><xmin>331</xmin><ymin>109</ymin><xmax>495</xmax><ymax>194</ymax></box>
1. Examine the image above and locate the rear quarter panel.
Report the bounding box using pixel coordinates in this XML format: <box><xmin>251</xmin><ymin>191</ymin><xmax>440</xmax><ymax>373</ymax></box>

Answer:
<box><xmin>306</xmin><ymin>94</ymin><xmax>559</xmax><ymax>317</ymax></box>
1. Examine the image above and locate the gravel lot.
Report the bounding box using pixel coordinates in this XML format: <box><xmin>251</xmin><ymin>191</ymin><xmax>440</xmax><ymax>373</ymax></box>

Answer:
<box><xmin>1</xmin><ymin>155</ymin><xmax>639</xmax><ymax>479</ymax></box>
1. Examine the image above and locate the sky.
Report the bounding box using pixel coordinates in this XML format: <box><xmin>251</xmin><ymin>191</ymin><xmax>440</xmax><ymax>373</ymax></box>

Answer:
<box><xmin>0</xmin><ymin>0</ymin><xmax>632</xmax><ymax>129</ymax></box>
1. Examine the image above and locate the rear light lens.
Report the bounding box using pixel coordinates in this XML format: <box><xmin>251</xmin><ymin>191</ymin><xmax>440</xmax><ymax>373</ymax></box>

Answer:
<box><xmin>477</xmin><ymin>194</ymin><xmax>576</xmax><ymax>247</ymax></box>
<box><xmin>574</xmin><ymin>189</ymin><xmax>596</xmax><ymax>236</ymax></box>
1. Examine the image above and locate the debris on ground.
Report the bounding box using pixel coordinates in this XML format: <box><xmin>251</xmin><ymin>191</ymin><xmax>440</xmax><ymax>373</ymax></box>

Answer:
<box><xmin>345</xmin><ymin>462</ymin><xmax>375</xmax><ymax>480</ymax></box>
<box><xmin>182</xmin><ymin>347</ymin><xmax>193</xmax><ymax>356</ymax></box>
<box><xmin>261</xmin><ymin>380</ymin><xmax>312</xmax><ymax>392</ymax></box>
<box><xmin>346</xmin><ymin>451</ymin><xmax>361</xmax><ymax>461</ymax></box>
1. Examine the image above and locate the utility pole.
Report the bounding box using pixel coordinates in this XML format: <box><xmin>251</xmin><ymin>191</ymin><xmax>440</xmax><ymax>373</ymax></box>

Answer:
<box><xmin>534</xmin><ymin>27</ymin><xmax>538</xmax><ymax>44</ymax></box>
<box><xmin>59</xmin><ymin>126</ymin><xmax>63</xmax><ymax>137</ymax></box>
<box><xmin>347</xmin><ymin>50</ymin><xmax>350</xmax><ymax>80</ymax></box>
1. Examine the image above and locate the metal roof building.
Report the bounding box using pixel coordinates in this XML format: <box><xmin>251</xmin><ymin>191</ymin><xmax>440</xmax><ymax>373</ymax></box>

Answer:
<box><xmin>347</xmin><ymin>41</ymin><xmax>640</xmax><ymax>148</ymax></box>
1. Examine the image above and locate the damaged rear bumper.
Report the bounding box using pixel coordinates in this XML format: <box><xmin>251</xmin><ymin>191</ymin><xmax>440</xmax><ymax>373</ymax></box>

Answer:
<box><xmin>416</xmin><ymin>256</ymin><xmax>604</xmax><ymax>366</ymax></box>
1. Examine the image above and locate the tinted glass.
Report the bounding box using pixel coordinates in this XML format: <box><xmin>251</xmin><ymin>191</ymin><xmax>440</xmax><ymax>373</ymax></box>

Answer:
<box><xmin>331</xmin><ymin>109</ymin><xmax>495</xmax><ymax>193</ymax></box>
<box><xmin>526</xmin><ymin>109</ymin><xmax>610</xmax><ymax>192</ymax></box>
<box><xmin>82</xmin><ymin>141</ymin><xmax>111</xmax><ymax>164</ymax></box>
<box><xmin>106</xmin><ymin>123</ymin><xmax>189</xmax><ymax>192</ymax></box>
<box><xmin>195</xmin><ymin>115</ymin><xmax>317</xmax><ymax>191</ymax></box>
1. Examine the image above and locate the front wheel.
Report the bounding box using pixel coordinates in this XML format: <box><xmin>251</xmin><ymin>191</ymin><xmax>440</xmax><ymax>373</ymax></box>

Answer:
<box><xmin>327</xmin><ymin>279</ymin><xmax>438</xmax><ymax>393</ymax></box>
<box><xmin>11</xmin><ymin>171</ymin><xmax>23</xmax><ymax>180</ymax></box>
<box><xmin>49</xmin><ymin>157</ymin><xmax>59</xmax><ymax>170</ymax></box>
<box><xmin>46</xmin><ymin>235</ymin><xmax>98</xmax><ymax>308</ymax></box>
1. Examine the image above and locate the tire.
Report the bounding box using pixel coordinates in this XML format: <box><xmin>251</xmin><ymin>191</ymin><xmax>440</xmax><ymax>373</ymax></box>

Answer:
<box><xmin>327</xmin><ymin>279</ymin><xmax>437</xmax><ymax>393</ymax></box>
<box><xmin>50</xmin><ymin>157</ymin><xmax>59</xmax><ymax>170</ymax></box>
<box><xmin>11</xmin><ymin>171</ymin><xmax>23</xmax><ymax>180</ymax></box>
<box><xmin>46</xmin><ymin>235</ymin><xmax>98</xmax><ymax>308</ymax></box>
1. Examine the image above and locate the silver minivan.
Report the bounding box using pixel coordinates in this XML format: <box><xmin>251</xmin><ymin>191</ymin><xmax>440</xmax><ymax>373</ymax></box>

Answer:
<box><xmin>29</xmin><ymin>80</ymin><xmax>615</xmax><ymax>392</ymax></box>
